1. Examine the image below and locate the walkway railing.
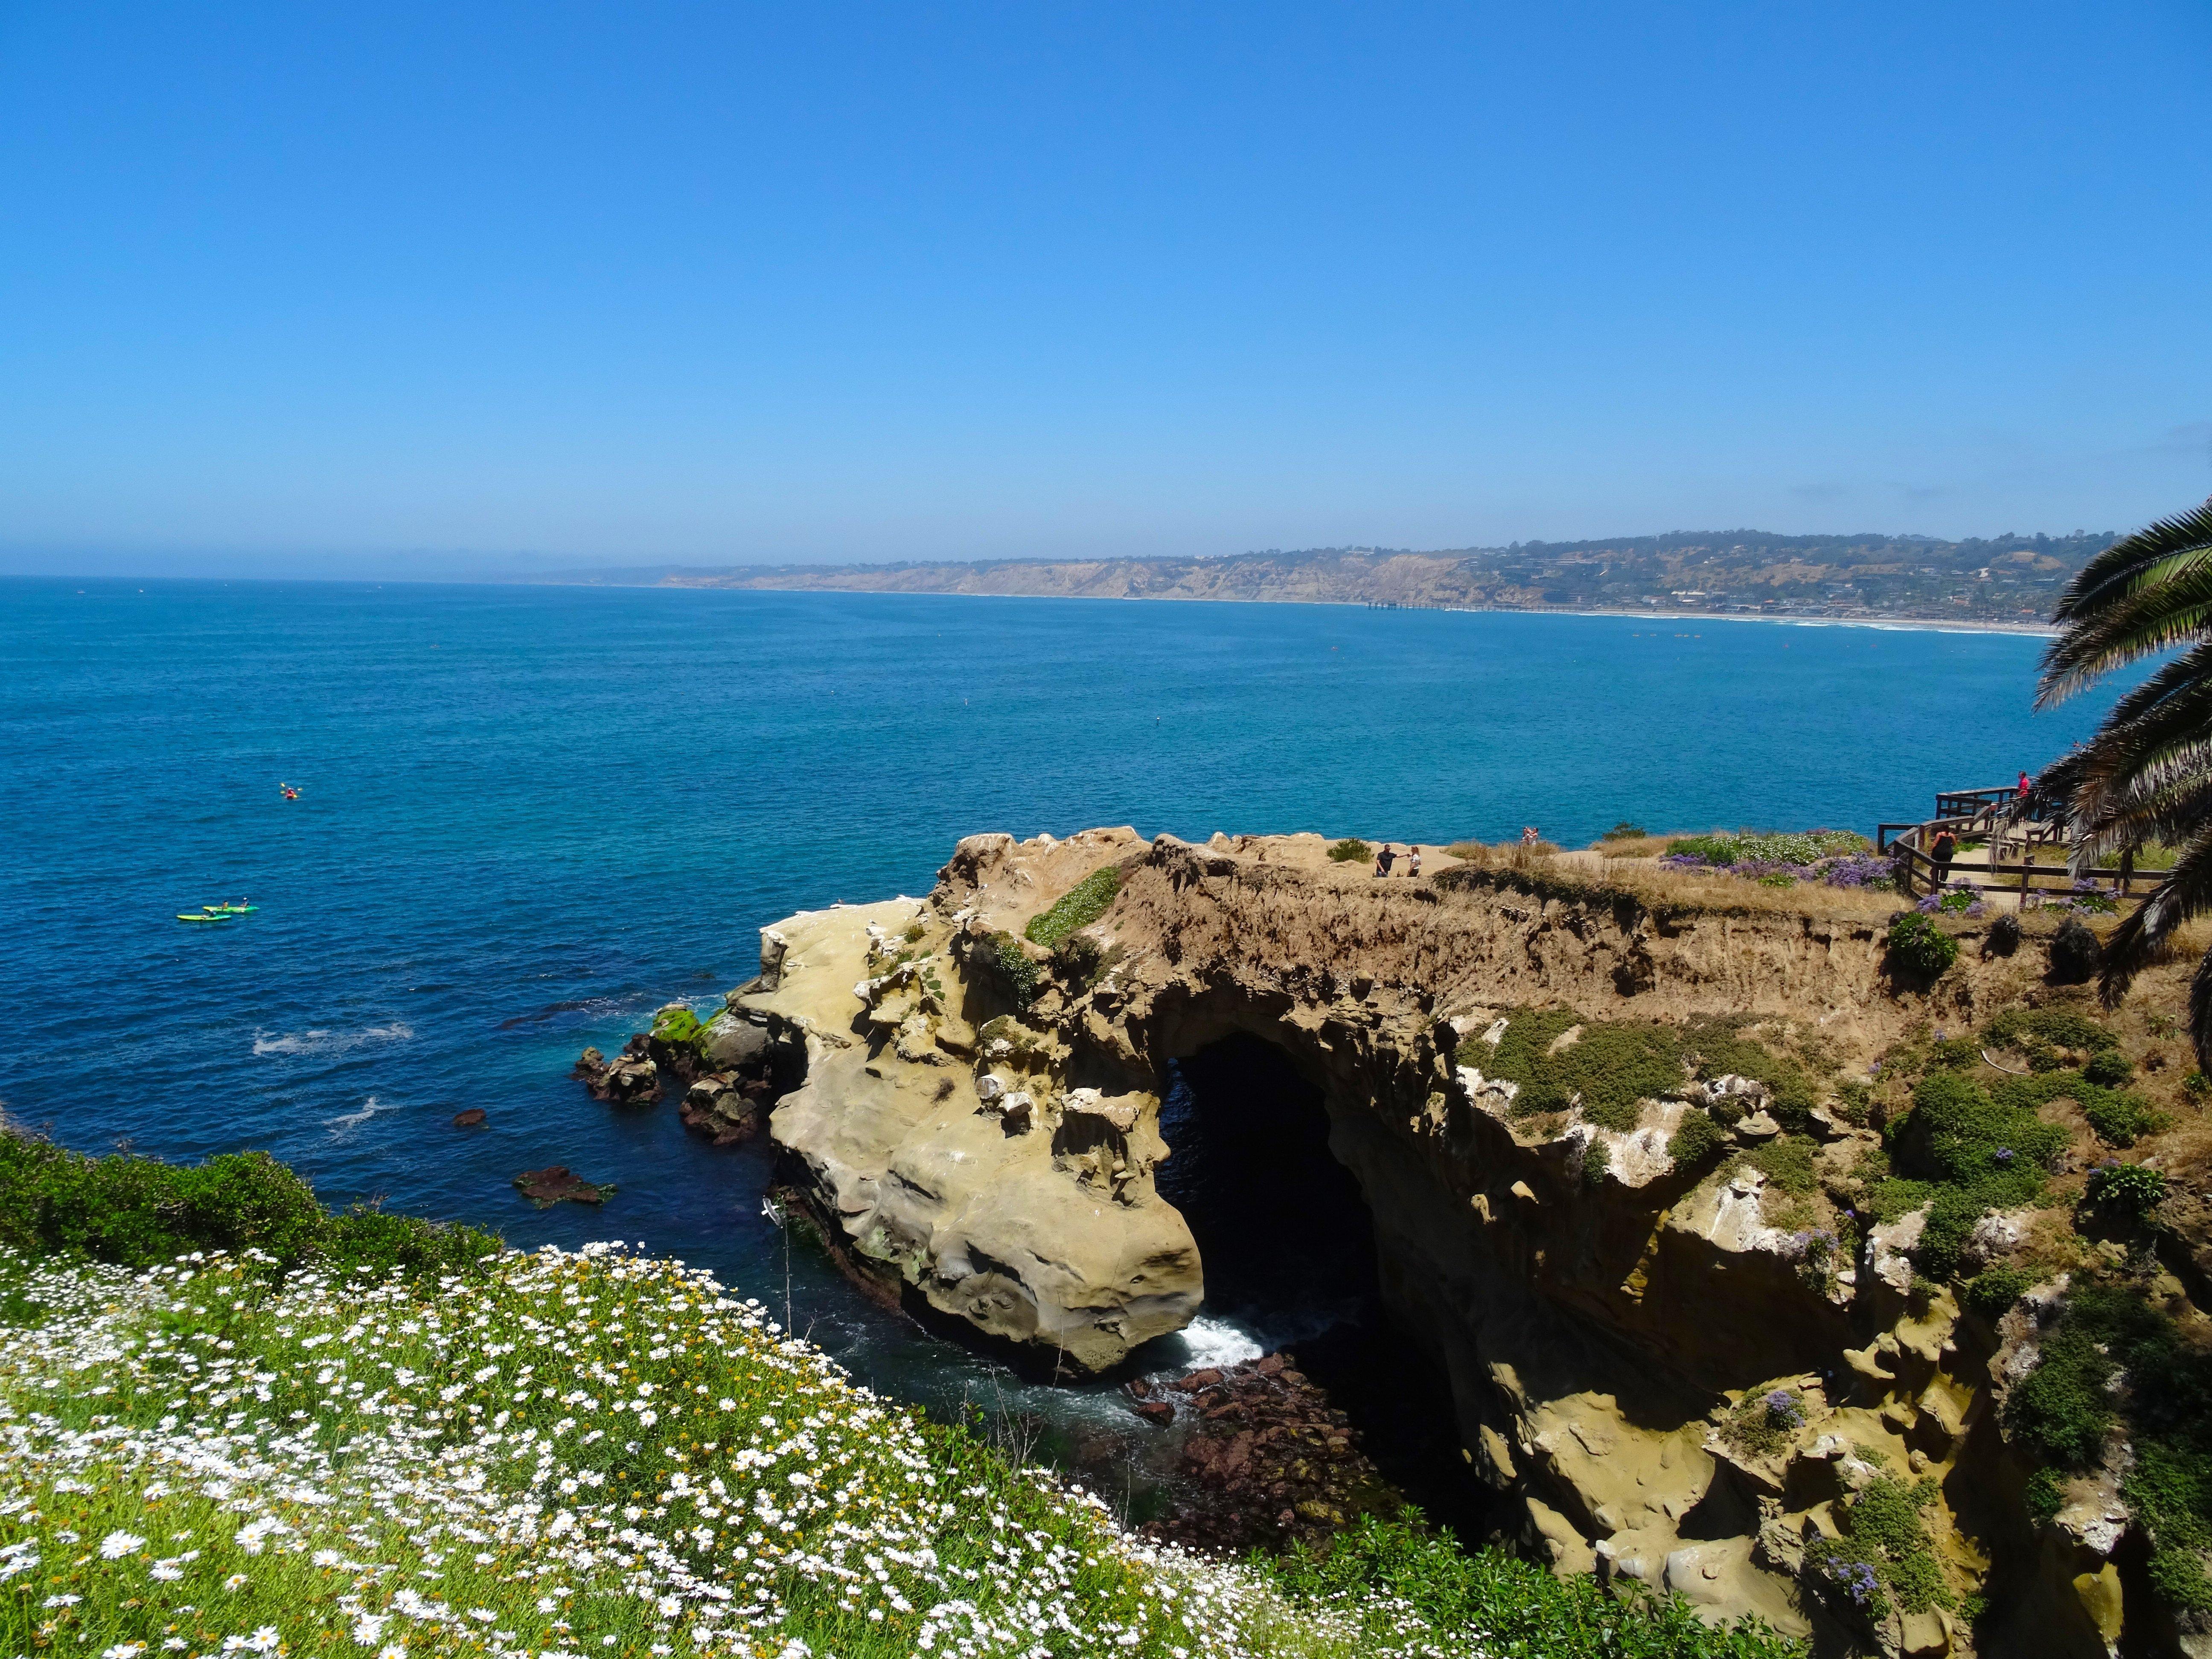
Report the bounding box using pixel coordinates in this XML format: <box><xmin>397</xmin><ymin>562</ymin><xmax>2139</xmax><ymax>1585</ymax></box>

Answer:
<box><xmin>1876</xmin><ymin>788</ymin><xmax>2141</xmax><ymax>902</ymax></box>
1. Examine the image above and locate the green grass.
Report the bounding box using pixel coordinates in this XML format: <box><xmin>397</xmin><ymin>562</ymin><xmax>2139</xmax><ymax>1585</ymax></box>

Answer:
<box><xmin>1259</xmin><ymin>1511</ymin><xmax>1802</xmax><ymax>1659</ymax></box>
<box><xmin>1024</xmin><ymin>867</ymin><xmax>1123</xmax><ymax>949</ymax></box>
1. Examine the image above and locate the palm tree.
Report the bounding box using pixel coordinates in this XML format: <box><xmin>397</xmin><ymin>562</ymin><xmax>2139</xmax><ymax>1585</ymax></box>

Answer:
<box><xmin>2032</xmin><ymin>496</ymin><xmax>2212</xmax><ymax>1062</ymax></box>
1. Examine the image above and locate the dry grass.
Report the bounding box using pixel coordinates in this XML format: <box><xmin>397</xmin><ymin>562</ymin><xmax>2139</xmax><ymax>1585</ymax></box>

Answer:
<box><xmin>1583</xmin><ymin>833</ymin><xmax>1684</xmax><ymax>859</ymax></box>
<box><xmin>1438</xmin><ymin>846</ymin><xmax>1909</xmax><ymax>923</ymax></box>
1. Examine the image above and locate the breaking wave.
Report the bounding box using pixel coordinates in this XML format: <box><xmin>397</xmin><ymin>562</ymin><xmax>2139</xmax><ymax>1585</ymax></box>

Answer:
<box><xmin>323</xmin><ymin>1096</ymin><xmax>396</xmax><ymax>1139</ymax></box>
<box><xmin>253</xmin><ymin>1022</ymin><xmax>413</xmax><ymax>1058</ymax></box>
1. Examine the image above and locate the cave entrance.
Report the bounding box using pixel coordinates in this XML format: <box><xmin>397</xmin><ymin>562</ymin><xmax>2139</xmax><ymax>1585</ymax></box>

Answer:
<box><xmin>1155</xmin><ymin>1033</ymin><xmax>1497</xmax><ymax>1539</ymax></box>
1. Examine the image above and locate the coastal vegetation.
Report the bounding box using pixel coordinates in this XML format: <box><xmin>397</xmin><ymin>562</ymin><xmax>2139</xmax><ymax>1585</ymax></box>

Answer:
<box><xmin>1023</xmin><ymin>867</ymin><xmax>1122</xmax><ymax>949</ymax></box>
<box><xmin>1325</xmin><ymin>839</ymin><xmax>1370</xmax><ymax>863</ymax></box>
<box><xmin>0</xmin><ymin>1132</ymin><xmax>1807</xmax><ymax>1659</ymax></box>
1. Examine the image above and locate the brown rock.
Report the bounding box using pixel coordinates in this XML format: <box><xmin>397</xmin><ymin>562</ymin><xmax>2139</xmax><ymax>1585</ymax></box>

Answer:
<box><xmin>512</xmin><ymin>1165</ymin><xmax>612</xmax><ymax>1206</ymax></box>
<box><xmin>451</xmin><ymin>1108</ymin><xmax>487</xmax><ymax>1128</ymax></box>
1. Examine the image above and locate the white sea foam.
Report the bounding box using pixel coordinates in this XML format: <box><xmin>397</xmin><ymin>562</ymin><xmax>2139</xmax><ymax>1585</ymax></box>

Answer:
<box><xmin>1158</xmin><ymin>1316</ymin><xmax>1265</xmax><ymax>1374</ymax></box>
<box><xmin>253</xmin><ymin>1022</ymin><xmax>413</xmax><ymax>1057</ymax></box>
<box><xmin>323</xmin><ymin>1096</ymin><xmax>396</xmax><ymax>1139</ymax></box>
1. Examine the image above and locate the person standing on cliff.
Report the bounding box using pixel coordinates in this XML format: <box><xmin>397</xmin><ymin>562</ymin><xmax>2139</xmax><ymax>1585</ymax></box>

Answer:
<box><xmin>1406</xmin><ymin>845</ymin><xmax>1422</xmax><ymax>878</ymax></box>
<box><xmin>1374</xmin><ymin>844</ymin><xmax>1396</xmax><ymax>877</ymax></box>
<box><xmin>1931</xmin><ymin>828</ymin><xmax>1958</xmax><ymax>885</ymax></box>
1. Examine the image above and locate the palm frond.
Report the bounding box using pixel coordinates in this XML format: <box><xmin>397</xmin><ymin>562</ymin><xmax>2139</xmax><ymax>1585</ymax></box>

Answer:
<box><xmin>2097</xmin><ymin>827</ymin><xmax>2212</xmax><ymax>1016</ymax></box>
<box><xmin>2051</xmin><ymin>495</ymin><xmax>2212</xmax><ymax>629</ymax></box>
<box><xmin>2038</xmin><ymin>559</ymin><xmax>2212</xmax><ymax>708</ymax></box>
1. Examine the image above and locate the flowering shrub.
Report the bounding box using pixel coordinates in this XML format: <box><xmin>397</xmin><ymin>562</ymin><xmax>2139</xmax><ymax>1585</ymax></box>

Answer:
<box><xmin>1660</xmin><ymin>833</ymin><xmax>1891</xmax><ymax>892</ymax></box>
<box><xmin>1915</xmin><ymin>883</ymin><xmax>1985</xmax><ymax>919</ymax></box>
<box><xmin>1721</xmin><ymin>1388</ymin><xmax>1805</xmax><ymax>1459</ymax></box>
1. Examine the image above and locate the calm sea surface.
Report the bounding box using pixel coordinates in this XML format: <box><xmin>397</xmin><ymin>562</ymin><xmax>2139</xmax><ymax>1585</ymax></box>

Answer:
<box><xmin>0</xmin><ymin>578</ymin><xmax>2120</xmax><ymax>1479</ymax></box>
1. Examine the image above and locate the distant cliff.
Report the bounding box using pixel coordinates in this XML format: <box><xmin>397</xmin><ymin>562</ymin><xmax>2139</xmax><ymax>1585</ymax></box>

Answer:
<box><xmin>541</xmin><ymin>529</ymin><xmax>2116</xmax><ymax>626</ymax></box>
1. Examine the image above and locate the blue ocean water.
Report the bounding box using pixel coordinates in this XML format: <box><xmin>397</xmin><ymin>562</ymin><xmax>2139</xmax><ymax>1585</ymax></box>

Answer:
<box><xmin>0</xmin><ymin>577</ymin><xmax>2118</xmax><ymax>1444</ymax></box>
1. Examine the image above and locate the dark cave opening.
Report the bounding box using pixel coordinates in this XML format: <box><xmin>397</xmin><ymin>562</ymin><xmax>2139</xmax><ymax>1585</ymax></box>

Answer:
<box><xmin>1155</xmin><ymin>1033</ymin><xmax>1502</xmax><ymax>1541</ymax></box>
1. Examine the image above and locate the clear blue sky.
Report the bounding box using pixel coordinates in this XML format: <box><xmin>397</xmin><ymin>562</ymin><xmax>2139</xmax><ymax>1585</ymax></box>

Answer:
<box><xmin>3</xmin><ymin>2</ymin><xmax>2209</xmax><ymax>576</ymax></box>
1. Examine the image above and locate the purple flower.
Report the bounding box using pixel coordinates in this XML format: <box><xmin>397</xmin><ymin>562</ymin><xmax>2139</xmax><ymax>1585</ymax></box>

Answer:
<box><xmin>1994</xmin><ymin>1147</ymin><xmax>2014</xmax><ymax>1164</ymax></box>
<box><xmin>1835</xmin><ymin>1560</ymin><xmax>1879</xmax><ymax>1604</ymax></box>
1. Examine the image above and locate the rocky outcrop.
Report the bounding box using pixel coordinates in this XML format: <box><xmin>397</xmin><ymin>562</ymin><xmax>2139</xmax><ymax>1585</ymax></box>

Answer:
<box><xmin>737</xmin><ymin>828</ymin><xmax>2206</xmax><ymax>1656</ymax></box>
<box><xmin>573</xmin><ymin>1039</ymin><xmax>660</xmax><ymax>1105</ymax></box>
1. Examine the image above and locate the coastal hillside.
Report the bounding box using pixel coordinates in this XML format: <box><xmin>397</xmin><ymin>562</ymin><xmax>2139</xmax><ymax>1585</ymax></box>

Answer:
<box><xmin>0</xmin><ymin>1131</ymin><xmax>1794</xmax><ymax>1658</ymax></box>
<box><xmin>705</xmin><ymin>826</ymin><xmax>2212</xmax><ymax>1658</ymax></box>
<box><xmin>546</xmin><ymin>530</ymin><xmax>2116</xmax><ymax>626</ymax></box>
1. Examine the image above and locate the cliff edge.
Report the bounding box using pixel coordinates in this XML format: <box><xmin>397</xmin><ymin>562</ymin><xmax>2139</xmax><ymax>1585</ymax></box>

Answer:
<box><xmin>724</xmin><ymin>828</ymin><xmax>2212</xmax><ymax>1658</ymax></box>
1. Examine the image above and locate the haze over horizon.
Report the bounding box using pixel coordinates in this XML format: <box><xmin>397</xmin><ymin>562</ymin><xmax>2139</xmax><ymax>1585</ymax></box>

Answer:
<box><xmin>4</xmin><ymin>2</ymin><xmax>2210</xmax><ymax>580</ymax></box>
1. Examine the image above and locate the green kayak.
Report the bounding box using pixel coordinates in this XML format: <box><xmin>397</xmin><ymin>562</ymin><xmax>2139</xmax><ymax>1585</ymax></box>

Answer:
<box><xmin>202</xmin><ymin>904</ymin><xmax>259</xmax><ymax>914</ymax></box>
<box><xmin>177</xmin><ymin>912</ymin><xmax>235</xmax><ymax>923</ymax></box>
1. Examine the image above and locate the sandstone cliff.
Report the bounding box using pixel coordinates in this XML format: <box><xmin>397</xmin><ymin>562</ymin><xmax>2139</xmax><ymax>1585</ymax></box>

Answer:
<box><xmin>725</xmin><ymin>829</ymin><xmax>2212</xmax><ymax>1658</ymax></box>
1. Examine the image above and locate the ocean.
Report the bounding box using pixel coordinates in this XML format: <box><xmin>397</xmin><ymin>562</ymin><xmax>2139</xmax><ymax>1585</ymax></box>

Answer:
<box><xmin>0</xmin><ymin>576</ymin><xmax>2120</xmax><ymax>1489</ymax></box>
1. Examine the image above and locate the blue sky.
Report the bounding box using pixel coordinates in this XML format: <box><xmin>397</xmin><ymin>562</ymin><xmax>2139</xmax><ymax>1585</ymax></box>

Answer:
<box><xmin>3</xmin><ymin>2</ymin><xmax>2209</xmax><ymax>575</ymax></box>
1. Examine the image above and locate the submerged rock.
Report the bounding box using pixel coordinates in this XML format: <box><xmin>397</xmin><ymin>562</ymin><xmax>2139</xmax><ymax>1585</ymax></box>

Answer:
<box><xmin>451</xmin><ymin>1108</ymin><xmax>487</xmax><ymax>1129</ymax></box>
<box><xmin>512</xmin><ymin>1165</ymin><xmax>611</xmax><ymax>1206</ymax></box>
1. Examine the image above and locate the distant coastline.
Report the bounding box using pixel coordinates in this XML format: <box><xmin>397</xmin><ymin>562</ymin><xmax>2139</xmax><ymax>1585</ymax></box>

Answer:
<box><xmin>514</xmin><ymin>568</ymin><xmax>2061</xmax><ymax>637</ymax></box>
<box><xmin>514</xmin><ymin>531</ymin><xmax>2088</xmax><ymax>635</ymax></box>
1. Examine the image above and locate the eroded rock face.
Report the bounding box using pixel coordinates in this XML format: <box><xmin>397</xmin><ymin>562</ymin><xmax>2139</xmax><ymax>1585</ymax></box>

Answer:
<box><xmin>742</xmin><ymin>828</ymin><xmax>2186</xmax><ymax>1656</ymax></box>
<box><xmin>738</xmin><ymin>867</ymin><xmax>1200</xmax><ymax>1375</ymax></box>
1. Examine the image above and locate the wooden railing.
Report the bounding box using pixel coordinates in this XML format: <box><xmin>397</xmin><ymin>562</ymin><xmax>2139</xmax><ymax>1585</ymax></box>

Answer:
<box><xmin>1877</xmin><ymin>788</ymin><xmax>2138</xmax><ymax>902</ymax></box>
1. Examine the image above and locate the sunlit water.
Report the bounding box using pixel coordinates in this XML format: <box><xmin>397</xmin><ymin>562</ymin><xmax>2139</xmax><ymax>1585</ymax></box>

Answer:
<box><xmin>0</xmin><ymin>577</ymin><xmax>2121</xmax><ymax>1510</ymax></box>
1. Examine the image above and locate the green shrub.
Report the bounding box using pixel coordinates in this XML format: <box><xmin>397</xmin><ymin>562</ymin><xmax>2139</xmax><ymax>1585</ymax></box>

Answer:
<box><xmin>1963</xmin><ymin>1265</ymin><xmax>2032</xmax><ymax>1318</ymax></box>
<box><xmin>2187</xmin><ymin>1070</ymin><xmax>2212</xmax><ymax>1102</ymax></box>
<box><xmin>1879</xmin><ymin>1069</ymin><xmax>2063</xmax><ymax>1278</ymax></box>
<box><xmin>2010</xmin><ymin>1328</ymin><xmax>2120</xmax><ymax>1467</ymax></box>
<box><xmin>1985</xmin><ymin>1007</ymin><xmax>2118</xmax><ymax>1063</ymax></box>
<box><xmin>1261</xmin><ymin>1508</ymin><xmax>1804</xmax><ymax>1659</ymax></box>
<box><xmin>0</xmin><ymin>1132</ymin><xmax>497</xmax><ymax>1278</ymax></box>
<box><xmin>1886</xmin><ymin>913</ymin><xmax>1958</xmax><ymax>978</ymax></box>
<box><xmin>985</xmin><ymin>931</ymin><xmax>1043</xmax><ymax>1005</ymax></box>
<box><xmin>2023</xmin><ymin>1467</ymin><xmax>2066</xmax><ymax>1524</ymax></box>
<box><xmin>1328</xmin><ymin>838</ymin><xmax>1373</xmax><ymax>863</ymax></box>
<box><xmin>2087</xmin><ymin>1161</ymin><xmax>2168</xmax><ymax>1217</ymax></box>
<box><xmin>1470</xmin><ymin>1011</ymin><xmax>1687</xmax><ymax>1131</ymax></box>
<box><xmin>1023</xmin><ymin>866</ymin><xmax>1123</xmax><ymax>948</ymax></box>
<box><xmin>2131</xmin><ymin>1444</ymin><xmax>2212</xmax><ymax>1613</ymax></box>
<box><xmin>1835</xmin><ymin>1478</ymin><xmax>1953</xmax><ymax>1615</ymax></box>
<box><xmin>1738</xmin><ymin>1135</ymin><xmax>1819</xmax><ymax>1196</ymax></box>
<box><xmin>2086</xmin><ymin>1049</ymin><xmax>2135</xmax><ymax>1087</ymax></box>
<box><xmin>1684</xmin><ymin>1018</ymin><xmax>1819</xmax><ymax>1122</ymax></box>
<box><xmin>2005</xmin><ymin>1285</ymin><xmax>2174</xmax><ymax>1467</ymax></box>
<box><xmin>1670</xmin><ymin>1111</ymin><xmax>1726</xmax><ymax>1169</ymax></box>
<box><xmin>2082</xmin><ymin>1090</ymin><xmax>2165</xmax><ymax>1147</ymax></box>
<box><xmin>1600</xmin><ymin>821</ymin><xmax>1649</xmax><ymax>842</ymax></box>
